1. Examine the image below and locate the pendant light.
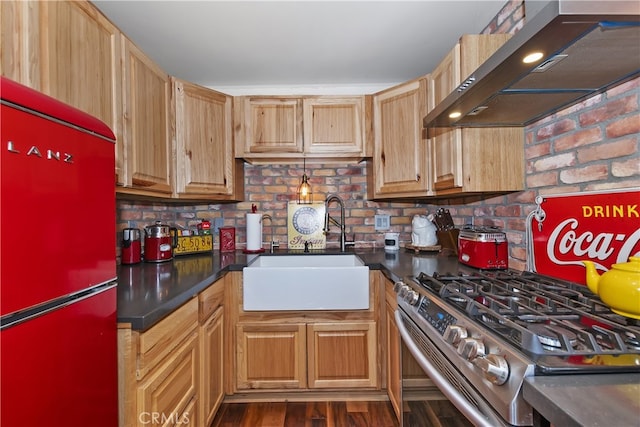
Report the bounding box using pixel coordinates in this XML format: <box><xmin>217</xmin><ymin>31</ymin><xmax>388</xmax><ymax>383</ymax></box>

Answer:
<box><xmin>297</xmin><ymin>158</ymin><xmax>313</xmax><ymax>204</ymax></box>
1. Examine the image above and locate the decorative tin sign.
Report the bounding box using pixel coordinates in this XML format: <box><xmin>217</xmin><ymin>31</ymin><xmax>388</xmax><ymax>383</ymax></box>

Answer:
<box><xmin>219</xmin><ymin>227</ymin><xmax>236</xmax><ymax>253</ymax></box>
<box><xmin>287</xmin><ymin>202</ymin><xmax>326</xmax><ymax>250</ymax></box>
<box><xmin>530</xmin><ymin>188</ymin><xmax>640</xmax><ymax>285</ymax></box>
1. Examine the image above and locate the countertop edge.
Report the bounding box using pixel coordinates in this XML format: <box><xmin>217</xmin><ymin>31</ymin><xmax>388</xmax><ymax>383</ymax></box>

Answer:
<box><xmin>523</xmin><ymin>374</ymin><xmax>640</xmax><ymax>427</ymax></box>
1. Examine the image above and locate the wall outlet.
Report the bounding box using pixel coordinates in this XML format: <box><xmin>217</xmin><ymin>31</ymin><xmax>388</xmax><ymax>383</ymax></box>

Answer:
<box><xmin>213</xmin><ymin>217</ymin><xmax>224</xmax><ymax>233</ymax></box>
<box><xmin>374</xmin><ymin>214</ymin><xmax>390</xmax><ymax>231</ymax></box>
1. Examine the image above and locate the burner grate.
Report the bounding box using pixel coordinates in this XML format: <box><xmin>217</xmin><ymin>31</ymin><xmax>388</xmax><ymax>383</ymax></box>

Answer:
<box><xmin>416</xmin><ymin>270</ymin><xmax>640</xmax><ymax>358</ymax></box>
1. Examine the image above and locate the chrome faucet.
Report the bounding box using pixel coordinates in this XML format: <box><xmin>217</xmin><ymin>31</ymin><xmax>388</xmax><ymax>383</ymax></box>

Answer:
<box><xmin>323</xmin><ymin>194</ymin><xmax>355</xmax><ymax>252</ymax></box>
<box><xmin>261</xmin><ymin>214</ymin><xmax>279</xmax><ymax>253</ymax></box>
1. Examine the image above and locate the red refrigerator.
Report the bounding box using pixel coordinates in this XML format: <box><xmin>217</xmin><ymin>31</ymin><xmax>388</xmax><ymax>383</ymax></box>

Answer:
<box><xmin>0</xmin><ymin>77</ymin><xmax>118</xmax><ymax>426</ymax></box>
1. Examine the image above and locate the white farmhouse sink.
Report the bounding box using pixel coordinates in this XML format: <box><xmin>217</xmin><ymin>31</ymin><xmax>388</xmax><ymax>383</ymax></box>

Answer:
<box><xmin>242</xmin><ymin>254</ymin><xmax>369</xmax><ymax>311</ymax></box>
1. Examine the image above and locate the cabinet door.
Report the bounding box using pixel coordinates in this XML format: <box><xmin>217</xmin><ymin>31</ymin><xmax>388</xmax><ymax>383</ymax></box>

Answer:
<box><xmin>199</xmin><ymin>306</ymin><xmax>224</xmax><ymax>427</ymax></box>
<box><xmin>37</xmin><ymin>1</ymin><xmax>123</xmax><ymax>183</ymax></box>
<box><xmin>1</xmin><ymin>0</ymin><xmax>39</xmax><ymax>88</ymax></box>
<box><xmin>429</xmin><ymin>44</ymin><xmax>463</xmax><ymax>192</ymax></box>
<box><xmin>307</xmin><ymin>321</ymin><xmax>378</xmax><ymax>389</ymax></box>
<box><xmin>429</xmin><ymin>34</ymin><xmax>515</xmax><ymax>194</ymax></box>
<box><xmin>136</xmin><ymin>330</ymin><xmax>198</xmax><ymax>427</ymax></box>
<box><xmin>303</xmin><ymin>97</ymin><xmax>365</xmax><ymax>156</ymax></box>
<box><xmin>173</xmin><ymin>78</ymin><xmax>235</xmax><ymax>198</ymax></box>
<box><xmin>371</xmin><ymin>78</ymin><xmax>430</xmax><ymax>197</ymax></box>
<box><xmin>386</xmin><ymin>297</ymin><xmax>401</xmax><ymax>422</ymax></box>
<box><xmin>236</xmin><ymin>323</ymin><xmax>307</xmax><ymax>389</ymax></box>
<box><xmin>121</xmin><ymin>36</ymin><xmax>172</xmax><ymax>195</ymax></box>
<box><xmin>237</xmin><ymin>97</ymin><xmax>303</xmax><ymax>156</ymax></box>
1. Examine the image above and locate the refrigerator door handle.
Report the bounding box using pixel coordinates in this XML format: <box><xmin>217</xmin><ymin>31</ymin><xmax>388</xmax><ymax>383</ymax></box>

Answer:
<box><xmin>0</xmin><ymin>280</ymin><xmax>117</xmax><ymax>330</ymax></box>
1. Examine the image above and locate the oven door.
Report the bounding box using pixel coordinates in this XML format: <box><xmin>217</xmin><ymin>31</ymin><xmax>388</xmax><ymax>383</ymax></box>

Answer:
<box><xmin>396</xmin><ymin>309</ymin><xmax>510</xmax><ymax>427</ymax></box>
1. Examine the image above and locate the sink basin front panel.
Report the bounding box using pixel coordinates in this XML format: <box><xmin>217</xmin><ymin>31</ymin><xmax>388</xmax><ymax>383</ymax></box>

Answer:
<box><xmin>243</xmin><ymin>255</ymin><xmax>369</xmax><ymax>311</ymax></box>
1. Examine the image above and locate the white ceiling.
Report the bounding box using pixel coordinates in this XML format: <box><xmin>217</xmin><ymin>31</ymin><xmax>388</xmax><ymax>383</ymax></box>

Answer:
<box><xmin>93</xmin><ymin>0</ymin><xmax>507</xmax><ymax>95</ymax></box>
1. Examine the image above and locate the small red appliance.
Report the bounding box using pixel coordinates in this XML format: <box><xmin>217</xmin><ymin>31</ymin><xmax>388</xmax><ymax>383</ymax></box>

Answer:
<box><xmin>121</xmin><ymin>228</ymin><xmax>141</xmax><ymax>264</ymax></box>
<box><xmin>458</xmin><ymin>226</ymin><xmax>508</xmax><ymax>269</ymax></box>
<box><xmin>144</xmin><ymin>221</ymin><xmax>176</xmax><ymax>262</ymax></box>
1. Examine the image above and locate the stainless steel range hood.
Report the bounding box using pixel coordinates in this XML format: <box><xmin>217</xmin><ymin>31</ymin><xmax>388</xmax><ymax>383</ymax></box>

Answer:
<box><xmin>423</xmin><ymin>0</ymin><xmax>640</xmax><ymax>128</ymax></box>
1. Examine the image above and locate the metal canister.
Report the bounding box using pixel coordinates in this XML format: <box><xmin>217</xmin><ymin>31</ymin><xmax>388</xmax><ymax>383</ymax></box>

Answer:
<box><xmin>121</xmin><ymin>228</ymin><xmax>141</xmax><ymax>264</ymax></box>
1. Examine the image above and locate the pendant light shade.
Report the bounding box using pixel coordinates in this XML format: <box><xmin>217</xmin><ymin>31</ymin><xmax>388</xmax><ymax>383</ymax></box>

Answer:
<box><xmin>297</xmin><ymin>159</ymin><xmax>313</xmax><ymax>204</ymax></box>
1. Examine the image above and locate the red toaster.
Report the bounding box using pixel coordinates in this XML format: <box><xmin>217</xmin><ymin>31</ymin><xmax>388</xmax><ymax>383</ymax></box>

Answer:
<box><xmin>458</xmin><ymin>226</ymin><xmax>508</xmax><ymax>269</ymax></box>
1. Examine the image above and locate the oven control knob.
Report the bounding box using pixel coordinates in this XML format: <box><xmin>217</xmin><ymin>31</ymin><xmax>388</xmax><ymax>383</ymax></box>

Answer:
<box><xmin>443</xmin><ymin>325</ymin><xmax>468</xmax><ymax>346</ymax></box>
<box><xmin>474</xmin><ymin>354</ymin><xmax>509</xmax><ymax>385</ymax></box>
<box><xmin>398</xmin><ymin>285</ymin><xmax>410</xmax><ymax>299</ymax></box>
<box><xmin>457</xmin><ymin>338</ymin><xmax>486</xmax><ymax>360</ymax></box>
<box><xmin>393</xmin><ymin>281</ymin><xmax>405</xmax><ymax>294</ymax></box>
<box><xmin>403</xmin><ymin>289</ymin><xmax>420</xmax><ymax>306</ymax></box>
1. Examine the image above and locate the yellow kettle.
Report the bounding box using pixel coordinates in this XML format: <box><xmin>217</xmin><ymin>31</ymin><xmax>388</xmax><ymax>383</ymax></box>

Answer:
<box><xmin>583</xmin><ymin>256</ymin><xmax>640</xmax><ymax>319</ymax></box>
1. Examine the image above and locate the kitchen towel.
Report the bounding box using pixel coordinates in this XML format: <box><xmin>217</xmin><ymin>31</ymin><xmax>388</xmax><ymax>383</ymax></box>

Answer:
<box><xmin>246</xmin><ymin>213</ymin><xmax>262</xmax><ymax>251</ymax></box>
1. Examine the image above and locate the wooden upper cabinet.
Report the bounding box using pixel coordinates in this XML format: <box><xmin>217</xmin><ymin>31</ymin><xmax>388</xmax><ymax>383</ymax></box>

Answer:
<box><xmin>1</xmin><ymin>0</ymin><xmax>40</xmax><ymax>87</ymax></box>
<box><xmin>38</xmin><ymin>1</ymin><xmax>121</xmax><ymax>132</ymax></box>
<box><xmin>429</xmin><ymin>45</ymin><xmax>462</xmax><ymax>192</ymax></box>
<box><xmin>303</xmin><ymin>97</ymin><xmax>367</xmax><ymax>156</ymax></box>
<box><xmin>173</xmin><ymin>78</ymin><xmax>241</xmax><ymax>200</ymax></box>
<box><xmin>234</xmin><ymin>95</ymin><xmax>369</xmax><ymax>162</ymax></box>
<box><xmin>120</xmin><ymin>36</ymin><xmax>172</xmax><ymax>196</ymax></box>
<box><xmin>428</xmin><ymin>34</ymin><xmax>524</xmax><ymax>196</ymax></box>
<box><xmin>1</xmin><ymin>1</ymin><xmax>124</xmax><ymax>182</ymax></box>
<box><xmin>235</xmin><ymin>97</ymin><xmax>303</xmax><ymax>156</ymax></box>
<box><xmin>369</xmin><ymin>77</ymin><xmax>430</xmax><ymax>199</ymax></box>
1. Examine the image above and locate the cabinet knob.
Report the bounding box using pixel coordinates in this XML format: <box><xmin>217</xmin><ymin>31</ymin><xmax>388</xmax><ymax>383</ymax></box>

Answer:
<box><xmin>416</xmin><ymin>174</ymin><xmax>421</xmax><ymax>181</ymax></box>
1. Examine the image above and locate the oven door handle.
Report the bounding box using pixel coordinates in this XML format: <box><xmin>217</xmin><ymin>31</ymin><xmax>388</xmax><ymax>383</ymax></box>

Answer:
<box><xmin>395</xmin><ymin>310</ymin><xmax>507</xmax><ymax>427</ymax></box>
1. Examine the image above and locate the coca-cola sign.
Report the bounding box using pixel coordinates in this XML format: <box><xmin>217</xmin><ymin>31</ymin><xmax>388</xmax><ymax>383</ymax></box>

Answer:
<box><xmin>531</xmin><ymin>188</ymin><xmax>640</xmax><ymax>285</ymax></box>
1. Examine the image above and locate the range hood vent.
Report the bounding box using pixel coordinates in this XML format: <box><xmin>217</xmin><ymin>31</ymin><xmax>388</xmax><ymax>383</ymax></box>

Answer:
<box><xmin>423</xmin><ymin>0</ymin><xmax>640</xmax><ymax>128</ymax></box>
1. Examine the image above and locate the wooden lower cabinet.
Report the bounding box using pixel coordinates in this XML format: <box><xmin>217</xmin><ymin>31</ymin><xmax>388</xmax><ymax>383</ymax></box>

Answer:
<box><xmin>119</xmin><ymin>298</ymin><xmax>199</xmax><ymax>427</ymax></box>
<box><xmin>236</xmin><ymin>323</ymin><xmax>307</xmax><ymax>389</ymax></box>
<box><xmin>199</xmin><ymin>306</ymin><xmax>224</xmax><ymax>426</ymax></box>
<box><xmin>136</xmin><ymin>330</ymin><xmax>198</xmax><ymax>426</ymax></box>
<box><xmin>119</xmin><ymin>276</ymin><xmax>228</xmax><ymax>427</ymax></box>
<box><xmin>385</xmin><ymin>281</ymin><xmax>401</xmax><ymax>422</ymax></box>
<box><xmin>308</xmin><ymin>321</ymin><xmax>377</xmax><ymax>389</ymax></box>
<box><xmin>198</xmin><ymin>278</ymin><xmax>225</xmax><ymax>426</ymax></box>
<box><xmin>236</xmin><ymin>321</ymin><xmax>378</xmax><ymax>391</ymax></box>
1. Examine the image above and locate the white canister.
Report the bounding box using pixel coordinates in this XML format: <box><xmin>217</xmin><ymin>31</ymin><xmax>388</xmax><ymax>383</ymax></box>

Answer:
<box><xmin>384</xmin><ymin>232</ymin><xmax>400</xmax><ymax>251</ymax></box>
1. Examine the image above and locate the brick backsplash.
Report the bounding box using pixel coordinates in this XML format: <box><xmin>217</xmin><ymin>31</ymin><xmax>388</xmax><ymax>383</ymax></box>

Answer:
<box><xmin>117</xmin><ymin>163</ymin><xmax>427</xmax><ymax>255</ymax></box>
<box><xmin>116</xmin><ymin>0</ymin><xmax>640</xmax><ymax>270</ymax></box>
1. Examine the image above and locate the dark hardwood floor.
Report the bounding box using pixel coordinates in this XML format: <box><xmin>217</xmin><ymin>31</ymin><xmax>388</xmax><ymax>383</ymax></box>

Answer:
<box><xmin>210</xmin><ymin>399</ymin><xmax>472</xmax><ymax>427</ymax></box>
<box><xmin>211</xmin><ymin>400</ymin><xmax>398</xmax><ymax>427</ymax></box>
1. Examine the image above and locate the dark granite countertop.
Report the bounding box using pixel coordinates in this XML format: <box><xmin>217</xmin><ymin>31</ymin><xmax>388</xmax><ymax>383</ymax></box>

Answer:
<box><xmin>523</xmin><ymin>374</ymin><xmax>640</xmax><ymax>427</ymax></box>
<box><xmin>117</xmin><ymin>248</ymin><xmax>461</xmax><ymax>331</ymax></box>
<box><xmin>117</xmin><ymin>249</ymin><xmax>640</xmax><ymax>425</ymax></box>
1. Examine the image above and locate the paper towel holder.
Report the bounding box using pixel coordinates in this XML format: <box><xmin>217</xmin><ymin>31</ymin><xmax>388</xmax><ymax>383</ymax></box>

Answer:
<box><xmin>297</xmin><ymin>158</ymin><xmax>313</xmax><ymax>204</ymax></box>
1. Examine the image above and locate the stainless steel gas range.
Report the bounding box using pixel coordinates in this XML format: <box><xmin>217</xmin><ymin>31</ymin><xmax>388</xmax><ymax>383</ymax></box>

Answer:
<box><xmin>394</xmin><ymin>269</ymin><xmax>640</xmax><ymax>426</ymax></box>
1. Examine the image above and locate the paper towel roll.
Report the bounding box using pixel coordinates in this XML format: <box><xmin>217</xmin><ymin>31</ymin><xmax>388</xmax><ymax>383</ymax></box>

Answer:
<box><xmin>246</xmin><ymin>213</ymin><xmax>262</xmax><ymax>251</ymax></box>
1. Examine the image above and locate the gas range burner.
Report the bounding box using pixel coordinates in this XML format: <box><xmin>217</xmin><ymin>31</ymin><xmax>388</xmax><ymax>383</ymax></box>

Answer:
<box><xmin>414</xmin><ymin>270</ymin><xmax>640</xmax><ymax>360</ymax></box>
<box><xmin>525</xmin><ymin>323</ymin><xmax>578</xmax><ymax>350</ymax></box>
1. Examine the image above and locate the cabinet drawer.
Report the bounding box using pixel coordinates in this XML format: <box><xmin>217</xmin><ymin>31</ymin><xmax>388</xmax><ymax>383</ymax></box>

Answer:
<box><xmin>136</xmin><ymin>330</ymin><xmax>198</xmax><ymax>426</ymax></box>
<box><xmin>137</xmin><ymin>298</ymin><xmax>198</xmax><ymax>378</ymax></box>
<box><xmin>199</xmin><ymin>278</ymin><xmax>224</xmax><ymax>322</ymax></box>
